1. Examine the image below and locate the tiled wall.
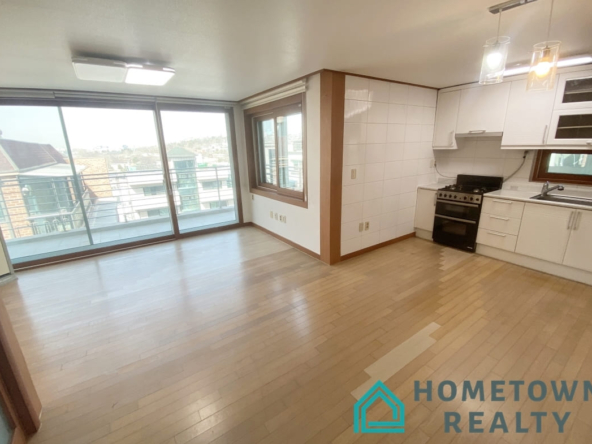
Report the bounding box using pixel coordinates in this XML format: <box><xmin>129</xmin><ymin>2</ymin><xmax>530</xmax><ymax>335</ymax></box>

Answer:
<box><xmin>341</xmin><ymin>75</ymin><xmax>437</xmax><ymax>256</ymax></box>
<box><xmin>433</xmin><ymin>139</ymin><xmax>534</xmax><ymax>185</ymax></box>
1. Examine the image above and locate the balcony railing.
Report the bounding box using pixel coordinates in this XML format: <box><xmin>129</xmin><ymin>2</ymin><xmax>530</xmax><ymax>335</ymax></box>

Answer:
<box><xmin>0</xmin><ymin>166</ymin><xmax>237</xmax><ymax>260</ymax></box>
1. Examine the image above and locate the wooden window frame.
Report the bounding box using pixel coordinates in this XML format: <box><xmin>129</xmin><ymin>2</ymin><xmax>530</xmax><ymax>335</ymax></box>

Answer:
<box><xmin>531</xmin><ymin>149</ymin><xmax>592</xmax><ymax>186</ymax></box>
<box><xmin>244</xmin><ymin>94</ymin><xmax>307</xmax><ymax>208</ymax></box>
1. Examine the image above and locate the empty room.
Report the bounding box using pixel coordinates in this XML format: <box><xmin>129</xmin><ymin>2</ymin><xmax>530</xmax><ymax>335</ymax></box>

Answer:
<box><xmin>1</xmin><ymin>0</ymin><xmax>592</xmax><ymax>443</ymax></box>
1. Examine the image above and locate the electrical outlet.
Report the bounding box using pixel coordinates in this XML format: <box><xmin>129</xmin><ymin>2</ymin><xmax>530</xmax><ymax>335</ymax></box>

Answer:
<box><xmin>364</xmin><ymin>221</ymin><xmax>370</xmax><ymax>231</ymax></box>
<box><xmin>270</xmin><ymin>211</ymin><xmax>273</xmax><ymax>218</ymax></box>
<box><xmin>351</xmin><ymin>169</ymin><xmax>357</xmax><ymax>180</ymax></box>
<box><xmin>274</xmin><ymin>213</ymin><xmax>278</xmax><ymax>220</ymax></box>
<box><xmin>283</xmin><ymin>216</ymin><xmax>287</xmax><ymax>223</ymax></box>
<box><xmin>430</xmin><ymin>159</ymin><xmax>436</xmax><ymax>168</ymax></box>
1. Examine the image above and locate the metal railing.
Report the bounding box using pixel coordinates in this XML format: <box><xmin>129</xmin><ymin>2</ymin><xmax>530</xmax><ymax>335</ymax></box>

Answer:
<box><xmin>0</xmin><ymin>165</ymin><xmax>236</xmax><ymax>244</ymax></box>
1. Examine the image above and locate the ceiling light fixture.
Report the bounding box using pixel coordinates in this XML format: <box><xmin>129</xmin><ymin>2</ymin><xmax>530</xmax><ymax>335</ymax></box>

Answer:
<box><xmin>527</xmin><ymin>0</ymin><xmax>560</xmax><ymax>91</ymax></box>
<box><xmin>72</xmin><ymin>57</ymin><xmax>175</xmax><ymax>86</ymax></box>
<box><xmin>480</xmin><ymin>0</ymin><xmax>538</xmax><ymax>85</ymax></box>
<box><xmin>125</xmin><ymin>66</ymin><xmax>175</xmax><ymax>86</ymax></box>
<box><xmin>479</xmin><ymin>8</ymin><xmax>510</xmax><ymax>85</ymax></box>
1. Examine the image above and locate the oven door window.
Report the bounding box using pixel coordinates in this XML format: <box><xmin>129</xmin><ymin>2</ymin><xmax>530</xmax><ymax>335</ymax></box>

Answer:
<box><xmin>435</xmin><ymin>201</ymin><xmax>480</xmax><ymax>221</ymax></box>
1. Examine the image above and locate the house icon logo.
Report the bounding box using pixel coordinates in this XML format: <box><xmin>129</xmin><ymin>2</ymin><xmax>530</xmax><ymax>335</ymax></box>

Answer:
<box><xmin>353</xmin><ymin>380</ymin><xmax>405</xmax><ymax>434</ymax></box>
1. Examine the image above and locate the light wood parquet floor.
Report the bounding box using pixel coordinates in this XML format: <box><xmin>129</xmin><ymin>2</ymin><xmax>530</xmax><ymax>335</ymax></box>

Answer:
<box><xmin>2</xmin><ymin>227</ymin><xmax>592</xmax><ymax>444</ymax></box>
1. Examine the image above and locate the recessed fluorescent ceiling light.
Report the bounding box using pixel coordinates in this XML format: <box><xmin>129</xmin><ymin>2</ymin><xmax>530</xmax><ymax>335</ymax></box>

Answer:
<box><xmin>72</xmin><ymin>57</ymin><xmax>127</xmax><ymax>82</ymax></box>
<box><xmin>125</xmin><ymin>66</ymin><xmax>175</xmax><ymax>86</ymax></box>
<box><xmin>72</xmin><ymin>57</ymin><xmax>175</xmax><ymax>86</ymax></box>
<box><xmin>504</xmin><ymin>55</ymin><xmax>592</xmax><ymax>77</ymax></box>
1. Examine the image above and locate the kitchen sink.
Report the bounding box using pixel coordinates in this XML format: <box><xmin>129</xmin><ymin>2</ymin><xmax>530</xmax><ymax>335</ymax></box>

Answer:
<box><xmin>531</xmin><ymin>194</ymin><xmax>592</xmax><ymax>207</ymax></box>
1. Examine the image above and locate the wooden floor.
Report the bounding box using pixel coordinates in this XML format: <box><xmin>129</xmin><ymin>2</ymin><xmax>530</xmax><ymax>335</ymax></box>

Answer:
<box><xmin>2</xmin><ymin>227</ymin><xmax>592</xmax><ymax>444</ymax></box>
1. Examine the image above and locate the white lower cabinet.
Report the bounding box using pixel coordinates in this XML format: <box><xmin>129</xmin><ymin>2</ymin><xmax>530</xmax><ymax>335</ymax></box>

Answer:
<box><xmin>563</xmin><ymin>210</ymin><xmax>592</xmax><ymax>272</ymax></box>
<box><xmin>414</xmin><ymin>189</ymin><xmax>436</xmax><ymax>232</ymax></box>
<box><xmin>515</xmin><ymin>203</ymin><xmax>574</xmax><ymax>264</ymax></box>
<box><xmin>477</xmin><ymin>229</ymin><xmax>518</xmax><ymax>252</ymax></box>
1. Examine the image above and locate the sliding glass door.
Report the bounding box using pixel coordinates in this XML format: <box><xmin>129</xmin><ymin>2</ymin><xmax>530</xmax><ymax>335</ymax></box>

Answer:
<box><xmin>61</xmin><ymin>107</ymin><xmax>174</xmax><ymax>245</ymax></box>
<box><xmin>159</xmin><ymin>109</ymin><xmax>239</xmax><ymax>232</ymax></box>
<box><xmin>0</xmin><ymin>101</ymin><xmax>240</xmax><ymax>265</ymax></box>
<box><xmin>0</xmin><ymin>106</ymin><xmax>92</xmax><ymax>261</ymax></box>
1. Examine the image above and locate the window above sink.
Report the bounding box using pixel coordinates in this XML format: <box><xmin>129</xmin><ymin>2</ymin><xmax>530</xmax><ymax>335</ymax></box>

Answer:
<box><xmin>532</xmin><ymin>149</ymin><xmax>592</xmax><ymax>186</ymax></box>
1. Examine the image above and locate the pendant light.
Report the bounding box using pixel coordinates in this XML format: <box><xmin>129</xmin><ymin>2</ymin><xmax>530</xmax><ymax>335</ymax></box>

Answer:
<box><xmin>527</xmin><ymin>0</ymin><xmax>560</xmax><ymax>91</ymax></box>
<box><xmin>479</xmin><ymin>9</ymin><xmax>511</xmax><ymax>85</ymax></box>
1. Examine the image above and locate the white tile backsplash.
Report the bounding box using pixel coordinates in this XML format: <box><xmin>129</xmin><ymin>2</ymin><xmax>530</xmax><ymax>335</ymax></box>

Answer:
<box><xmin>434</xmin><ymin>139</ymin><xmax>534</xmax><ymax>185</ymax></box>
<box><xmin>342</xmin><ymin>75</ymin><xmax>436</xmax><ymax>256</ymax></box>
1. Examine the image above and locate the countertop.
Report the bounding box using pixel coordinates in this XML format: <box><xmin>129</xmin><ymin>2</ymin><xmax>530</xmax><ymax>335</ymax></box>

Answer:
<box><xmin>484</xmin><ymin>189</ymin><xmax>592</xmax><ymax>211</ymax></box>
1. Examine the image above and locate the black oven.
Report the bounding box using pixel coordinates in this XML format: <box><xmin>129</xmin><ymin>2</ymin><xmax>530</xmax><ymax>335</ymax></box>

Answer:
<box><xmin>433</xmin><ymin>199</ymin><xmax>481</xmax><ymax>252</ymax></box>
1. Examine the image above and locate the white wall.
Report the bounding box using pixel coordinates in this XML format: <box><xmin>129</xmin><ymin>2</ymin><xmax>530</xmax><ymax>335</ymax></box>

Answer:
<box><xmin>341</xmin><ymin>75</ymin><xmax>437</xmax><ymax>256</ymax></box>
<box><xmin>434</xmin><ymin>139</ymin><xmax>534</xmax><ymax>185</ymax></box>
<box><xmin>239</xmin><ymin>74</ymin><xmax>321</xmax><ymax>254</ymax></box>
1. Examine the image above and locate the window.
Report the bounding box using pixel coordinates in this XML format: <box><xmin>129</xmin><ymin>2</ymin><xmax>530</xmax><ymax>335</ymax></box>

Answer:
<box><xmin>146</xmin><ymin>208</ymin><xmax>169</xmax><ymax>217</ymax></box>
<box><xmin>532</xmin><ymin>149</ymin><xmax>592</xmax><ymax>185</ymax></box>
<box><xmin>143</xmin><ymin>185</ymin><xmax>165</xmax><ymax>196</ymax></box>
<box><xmin>244</xmin><ymin>94</ymin><xmax>306</xmax><ymax>207</ymax></box>
<box><xmin>201</xmin><ymin>180</ymin><xmax>222</xmax><ymax>190</ymax></box>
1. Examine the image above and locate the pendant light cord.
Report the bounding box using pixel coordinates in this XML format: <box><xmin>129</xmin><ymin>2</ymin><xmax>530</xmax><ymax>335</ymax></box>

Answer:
<box><xmin>546</xmin><ymin>0</ymin><xmax>555</xmax><ymax>42</ymax></box>
<box><xmin>496</xmin><ymin>9</ymin><xmax>502</xmax><ymax>42</ymax></box>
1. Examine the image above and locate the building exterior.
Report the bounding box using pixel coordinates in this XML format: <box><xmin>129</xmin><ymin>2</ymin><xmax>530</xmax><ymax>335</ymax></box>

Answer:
<box><xmin>0</xmin><ymin>139</ymin><xmax>90</xmax><ymax>240</ymax></box>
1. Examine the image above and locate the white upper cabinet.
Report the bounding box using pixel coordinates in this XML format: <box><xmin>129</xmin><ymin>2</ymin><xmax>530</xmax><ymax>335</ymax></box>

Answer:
<box><xmin>562</xmin><ymin>210</ymin><xmax>592</xmax><ymax>273</ymax></box>
<box><xmin>547</xmin><ymin>108</ymin><xmax>592</xmax><ymax>147</ymax></box>
<box><xmin>553</xmin><ymin>69</ymin><xmax>592</xmax><ymax>110</ymax></box>
<box><xmin>515</xmin><ymin>203</ymin><xmax>573</xmax><ymax>264</ymax></box>
<box><xmin>432</xmin><ymin>90</ymin><xmax>460</xmax><ymax>149</ymax></box>
<box><xmin>501</xmin><ymin>80</ymin><xmax>556</xmax><ymax>147</ymax></box>
<box><xmin>455</xmin><ymin>82</ymin><xmax>511</xmax><ymax>134</ymax></box>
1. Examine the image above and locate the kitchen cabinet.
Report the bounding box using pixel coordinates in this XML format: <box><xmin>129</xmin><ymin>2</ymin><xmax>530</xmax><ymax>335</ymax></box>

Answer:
<box><xmin>547</xmin><ymin>108</ymin><xmax>592</xmax><ymax>147</ymax></box>
<box><xmin>554</xmin><ymin>69</ymin><xmax>592</xmax><ymax>110</ymax></box>
<box><xmin>414</xmin><ymin>189</ymin><xmax>436</xmax><ymax>231</ymax></box>
<box><xmin>563</xmin><ymin>210</ymin><xmax>592</xmax><ymax>272</ymax></box>
<box><xmin>432</xmin><ymin>90</ymin><xmax>460</xmax><ymax>149</ymax></box>
<box><xmin>456</xmin><ymin>82</ymin><xmax>511</xmax><ymax>135</ymax></box>
<box><xmin>515</xmin><ymin>203</ymin><xmax>573</xmax><ymax>264</ymax></box>
<box><xmin>501</xmin><ymin>80</ymin><xmax>556</xmax><ymax>147</ymax></box>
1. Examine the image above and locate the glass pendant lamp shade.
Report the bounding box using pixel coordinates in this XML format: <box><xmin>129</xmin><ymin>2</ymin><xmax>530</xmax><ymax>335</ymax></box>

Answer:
<box><xmin>479</xmin><ymin>36</ymin><xmax>511</xmax><ymax>84</ymax></box>
<box><xmin>527</xmin><ymin>41</ymin><xmax>561</xmax><ymax>91</ymax></box>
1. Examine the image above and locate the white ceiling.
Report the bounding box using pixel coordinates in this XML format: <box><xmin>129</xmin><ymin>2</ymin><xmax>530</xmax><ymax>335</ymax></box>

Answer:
<box><xmin>0</xmin><ymin>0</ymin><xmax>591</xmax><ymax>101</ymax></box>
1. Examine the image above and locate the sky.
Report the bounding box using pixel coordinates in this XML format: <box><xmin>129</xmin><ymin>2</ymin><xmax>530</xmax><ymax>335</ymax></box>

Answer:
<box><xmin>0</xmin><ymin>106</ymin><xmax>229</xmax><ymax>153</ymax></box>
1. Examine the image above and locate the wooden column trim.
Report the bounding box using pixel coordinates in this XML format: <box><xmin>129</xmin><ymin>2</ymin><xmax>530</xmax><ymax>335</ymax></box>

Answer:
<box><xmin>0</xmin><ymin>298</ymin><xmax>41</xmax><ymax>435</ymax></box>
<box><xmin>320</xmin><ymin>71</ymin><xmax>345</xmax><ymax>264</ymax></box>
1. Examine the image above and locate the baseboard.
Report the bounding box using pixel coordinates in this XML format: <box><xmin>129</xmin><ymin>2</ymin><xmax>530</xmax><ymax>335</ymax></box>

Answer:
<box><xmin>0</xmin><ymin>274</ymin><xmax>16</xmax><ymax>286</ymax></box>
<box><xmin>246</xmin><ymin>222</ymin><xmax>322</xmax><ymax>261</ymax></box>
<box><xmin>414</xmin><ymin>228</ymin><xmax>433</xmax><ymax>241</ymax></box>
<box><xmin>340</xmin><ymin>232</ymin><xmax>416</xmax><ymax>261</ymax></box>
<box><xmin>477</xmin><ymin>244</ymin><xmax>592</xmax><ymax>286</ymax></box>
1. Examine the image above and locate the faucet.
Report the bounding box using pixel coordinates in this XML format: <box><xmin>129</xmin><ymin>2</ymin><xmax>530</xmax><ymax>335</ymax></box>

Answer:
<box><xmin>541</xmin><ymin>181</ymin><xmax>565</xmax><ymax>197</ymax></box>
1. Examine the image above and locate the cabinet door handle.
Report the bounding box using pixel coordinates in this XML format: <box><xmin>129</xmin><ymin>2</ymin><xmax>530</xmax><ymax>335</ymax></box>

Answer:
<box><xmin>486</xmin><ymin>231</ymin><xmax>506</xmax><ymax>237</ymax></box>
<box><xmin>542</xmin><ymin>124</ymin><xmax>548</xmax><ymax>144</ymax></box>
<box><xmin>469</xmin><ymin>130</ymin><xmax>486</xmax><ymax>134</ymax></box>
<box><xmin>567</xmin><ymin>211</ymin><xmax>575</xmax><ymax>230</ymax></box>
<box><xmin>492</xmin><ymin>199</ymin><xmax>513</xmax><ymax>204</ymax></box>
<box><xmin>490</xmin><ymin>215</ymin><xmax>510</xmax><ymax>221</ymax></box>
<box><xmin>575</xmin><ymin>212</ymin><xmax>582</xmax><ymax>230</ymax></box>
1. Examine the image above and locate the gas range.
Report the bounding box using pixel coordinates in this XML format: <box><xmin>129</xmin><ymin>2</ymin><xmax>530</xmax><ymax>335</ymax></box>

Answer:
<box><xmin>432</xmin><ymin>175</ymin><xmax>504</xmax><ymax>252</ymax></box>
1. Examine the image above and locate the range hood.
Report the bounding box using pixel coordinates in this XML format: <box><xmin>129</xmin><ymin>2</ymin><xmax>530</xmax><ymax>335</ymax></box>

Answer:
<box><xmin>455</xmin><ymin>130</ymin><xmax>503</xmax><ymax>141</ymax></box>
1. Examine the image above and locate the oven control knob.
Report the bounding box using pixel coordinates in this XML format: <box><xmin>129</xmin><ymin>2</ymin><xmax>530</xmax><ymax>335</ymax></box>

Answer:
<box><xmin>464</xmin><ymin>196</ymin><xmax>467</xmax><ymax>200</ymax></box>
<box><xmin>470</xmin><ymin>197</ymin><xmax>474</xmax><ymax>201</ymax></box>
